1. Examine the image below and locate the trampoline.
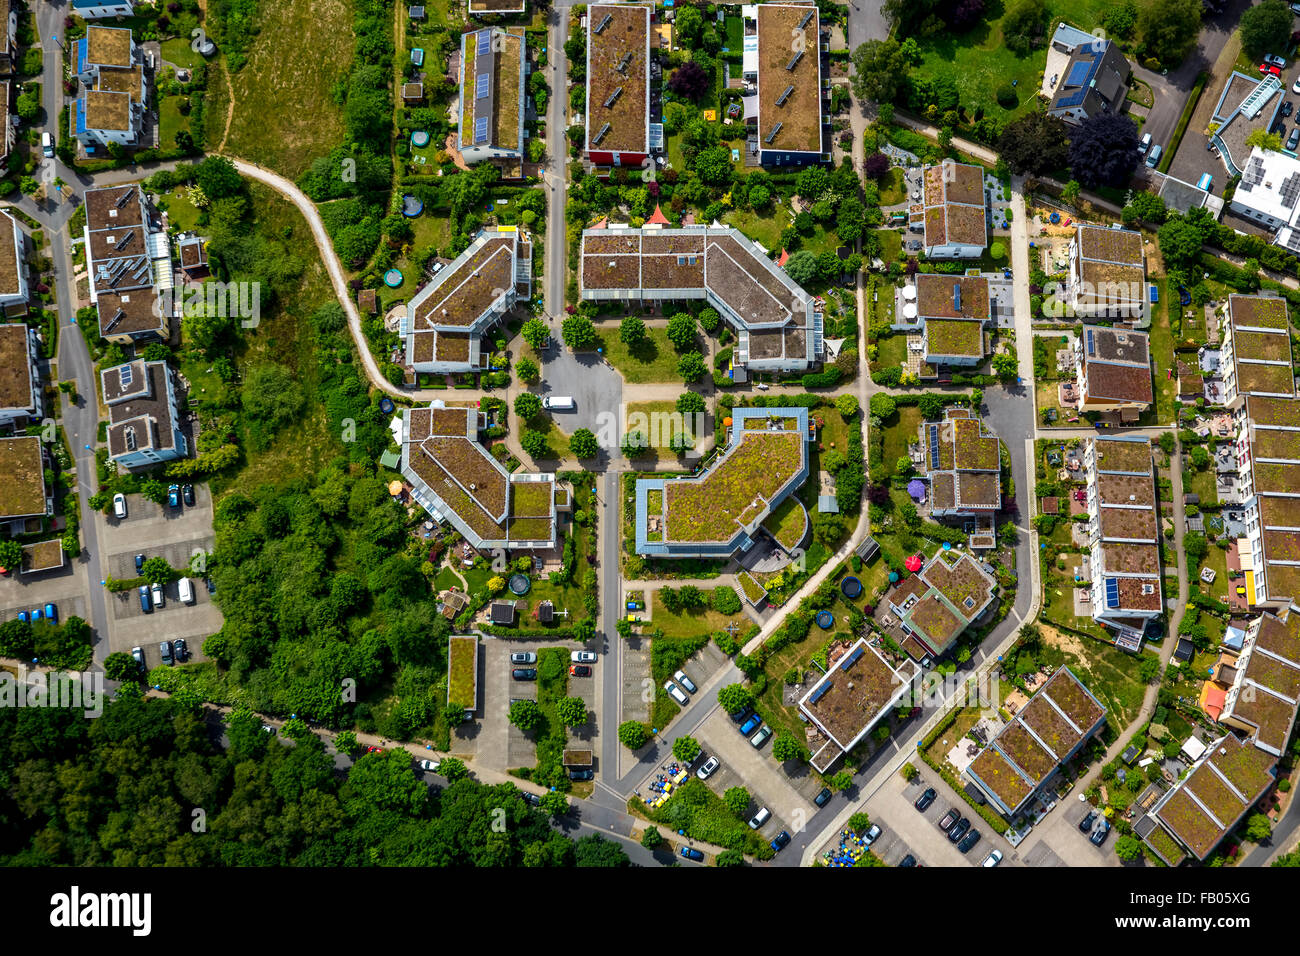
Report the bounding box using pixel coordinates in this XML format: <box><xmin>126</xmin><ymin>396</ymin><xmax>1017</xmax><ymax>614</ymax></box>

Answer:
<box><xmin>508</xmin><ymin>574</ymin><xmax>531</xmax><ymax>596</ymax></box>
<box><xmin>411</xmin><ymin>130</ymin><xmax>431</xmax><ymax>148</ymax></box>
<box><xmin>383</xmin><ymin>269</ymin><xmax>403</xmax><ymax>287</ymax></box>
<box><xmin>402</xmin><ymin>193</ymin><xmax>424</xmax><ymax>217</ymax></box>
<box><xmin>379</xmin><ymin>397</ymin><xmax>395</xmax><ymax>414</ymax></box>
<box><xmin>410</xmin><ymin>48</ymin><xmax>425</xmax><ymax>67</ymax></box>
<box><xmin>841</xmin><ymin>576</ymin><xmax>862</xmax><ymax>599</ymax></box>
<box><xmin>815</xmin><ymin>610</ymin><xmax>834</xmax><ymax>630</ymax></box>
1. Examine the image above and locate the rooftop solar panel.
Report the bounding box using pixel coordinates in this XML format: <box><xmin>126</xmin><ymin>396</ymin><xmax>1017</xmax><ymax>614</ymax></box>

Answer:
<box><xmin>474</xmin><ymin>116</ymin><xmax>489</xmax><ymax>143</ymax></box>
<box><xmin>476</xmin><ymin>73</ymin><xmax>490</xmax><ymax>99</ymax></box>
<box><xmin>840</xmin><ymin>646</ymin><xmax>865</xmax><ymax>671</ymax></box>
<box><xmin>807</xmin><ymin>681</ymin><xmax>831</xmax><ymax>704</ymax></box>
<box><xmin>476</xmin><ymin>30</ymin><xmax>491</xmax><ymax>55</ymax></box>
<box><xmin>1105</xmin><ymin>578</ymin><xmax>1120</xmax><ymax>608</ymax></box>
<box><xmin>1066</xmin><ymin>59</ymin><xmax>1092</xmax><ymax>87</ymax></box>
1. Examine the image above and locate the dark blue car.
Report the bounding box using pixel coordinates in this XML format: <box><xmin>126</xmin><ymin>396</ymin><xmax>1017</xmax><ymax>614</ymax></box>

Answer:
<box><xmin>680</xmin><ymin>846</ymin><xmax>704</xmax><ymax>862</ymax></box>
<box><xmin>167</xmin><ymin>485</ymin><xmax>180</xmax><ymax>508</ymax></box>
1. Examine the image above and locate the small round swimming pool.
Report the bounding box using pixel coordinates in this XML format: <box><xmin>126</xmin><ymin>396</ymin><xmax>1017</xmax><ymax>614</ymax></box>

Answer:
<box><xmin>841</xmin><ymin>576</ymin><xmax>863</xmax><ymax>600</ymax></box>
<box><xmin>402</xmin><ymin>194</ymin><xmax>424</xmax><ymax>217</ymax></box>
<box><xmin>411</xmin><ymin>130</ymin><xmax>430</xmax><ymax>148</ymax></box>
<box><xmin>815</xmin><ymin>610</ymin><xmax>833</xmax><ymax>630</ymax></box>
<box><xmin>508</xmin><ymin>574</ymin><xmax>531</xmax><ymax>596</ymax></box>
<box><xmin>383</xmin><ymin>269</ymin><xmax>403</xmax><ymax>288</ymax></box>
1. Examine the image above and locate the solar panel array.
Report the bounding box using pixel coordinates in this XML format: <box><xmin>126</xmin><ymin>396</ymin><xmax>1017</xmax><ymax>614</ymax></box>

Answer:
<box><xmin>1086</xmin><ymin>328</ymin><xmax>1095</xmax><ymax>356</ymax></box>
<box><xmin>474</xmin><ymin>116</ymin><xmax>489</xmax><ymax>144</ymax></box>
<box><xmin>1284</xmin><ymin>229</ymin><xmax>1300</xmax><ymax>254</ymax></box>
<box><xmin>840</xmin><ymin>646</ymin><xmax>865</xmax><ymax>671</ymax></box>
<box><xmin>1243</xmin><ymin>156</ymin><xmax>1265</xmax><ymax>188</ymax></box>
<box><xmin>1105</xmin><ymin>578</ymin><xmax>1120</xmax><ymax>608</ymax></box>
<box><xmin>929</xmin><ymin>425</ymin><xmax>940</xmax><ymax>469</ymax></box>
<box><xmin>476</xmin><ymin>73</ymin><xmax>490</xmax><ymax>99</ymax></box>
<box><xmin>1280</xmin><ymin>172</ymin><xmax>1300</xmax><ymax>209</ymax></box>
<box><xmin>1066</xmin><ymin>60</ymin><xmax>1091</xmax><ymax>87</ymax></box>
<box><xmin>807</xmin><ymin>681</ymin><xmax>831</xmax><ymax>704</ymax></box>
<box><xmin>120</xmin><ymin>364</ymin><xmax>134</xmax><ymax>387</ymax></box>
<box><xmin>476</xmin><ymin>30</ymin><xmax>491</xmax><ymax>55</ymax></box>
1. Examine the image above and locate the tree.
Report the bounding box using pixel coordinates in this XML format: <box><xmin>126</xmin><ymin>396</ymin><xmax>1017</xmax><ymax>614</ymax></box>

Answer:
<box><xmin>1138</xmin><ymin>655</ymin><xmax>1160</xmax><ymax>684</ymax></box>
<box><xmin>1157</xmin><ymin>216</ymin><xmax>1208</xmax><ymax>274</ymax></box>
<box><xmin>1069</xmin><ymin>113</ymin><xmax>1141</xmax><ymax>188</ymax></box>
<box><xmin>439</xmin><ymin>756</ymin><xmax>469</xmax><ymax>782</ymax></box>
<box><xmin>1061</xmin><ymin>180</ymin><xmax>1081</xmax><ymax>204</ymax></box>
<box><xmin>194</xmin><ymin>156</ymin><xmax>243</xmax><ymax>201</ymax></box>
<box><xmin>574</xmin><ymin>833</ymin><xmax>630</xmax><ymax>867</ymax></box>
<box><xmin>104</xmin><ymin>651</ymin><xmax>141</xmax><ymax>681</ymax></box>
<box><xmin>1137</xmin><ymin>0</ymin><xmax>1202</xmax><ymax>67</ymax></box>
<box><xmin>836</xmin><ymin>394</ymin><xmax>859</xmax><ymax>418</ymax></box>
<box><xmin>676</xmin><ymin>391</ymin><xmax>706</xmax><ymax>415</ymax></box>
<box><xmin>514</xmin><ymin>392</ymin><xmax>543</xmax><ymax>421</ymax></box>
<box><xmin>335</xmin><ymin>730</ymin><xmax>359</xmax><ymax>754</ymax></box>
<box><xmin>674</xmin><ymin>4</ymin><xmax>704</xmax><ymax>46</ymax></box>
<box><xmin>848</xmin><ymin>812</ymin><xmax>871</xmax><ymax>834</ymax></box>
<box><xmin>992</xmin><ymin>352</ymin><xmax>1019</xmax><ymax>381</ymax></box>
<box><xmin>618</xmin><ymin>720</ymin><xmax>648</xmax><ymax>750</ymax></box>
<box><xmin>718</xmin><ymin>683</ymin><xmax>753</xmax><ymax>714</ymax></box>
<box><xmin>533</xmin><ymin>791</ymin><xmax>568</xmax><ymax>818</ymax></box>
<box><xmin>515</xmin><ymin>356</ymin><xmax>540</xmax><ymax>383</ymax></box>
<box><xmin>487</xmin><ymin>576</ymin><xmax>506</xmax><ymax>595</ymax></box>
<box><xmin>1183</xmin><ymin>530</ymin><xmax>1208</xmax><ymax>565</ymax></box>
<box><xmin>1245</xmin><ymin>128</ymin><xmax>1283</xmax><ymax>152</ymax></box>
<box><xmin>830</xmin><ymin>770</ymin><xmax>855</xmax><ymax>792</ymax></box>
<box><xmin>561</xmin><ymin>314</ymin><xmax>597</xmax><ymax>350</ymax></box>
<box><xmin>1123</xmin><ymin>191</ymin><xmax>1168</xmax><ymax>226</ymax></box>
<box><xmin>997</xmin><ymin>111</ymin><xmax>1070</xmax><ymax>176</ymax></box>
<box><xmin>641</xmin><ymin>826</ymin><xmax>664</xmax><ymax>849</ymax></box>
<box><xmin>620</xmin><ymin>315</ymin><xmax>647</xmax><ymax>347</ymax></box>
<box><xmin>521</xmin><ymin>317</ymin><xmax>550</xmax><ymax>350</ymax></box>
<box><xmin>557</xmin><ymin>696</ymin><xmax>588</xmax><ymax>726</ymax></box>
<box><xmin>1115</xmin><ymin>834</ymin><xmax>1144</xmax><ymax>862</ymax></box>
<box><xmin>698</xmin><ymin>307</ymin><xmax>720</xmax><ymax>332</ymax></box>
<box><xmin>665</xmin><ymin>312</ymin><xmax>697</xmax><ymax>351</ymax></box>
<box><xmin>1242</xmin><ymin>0</ymin><xmax>1293</xmax><ymax>60</ymax></box>
<box><xmin>668</xmin><ymin>61</ymin><xmax>710</xmax><ymax>100</ymax></box>
<box><xmin>140</xmin><ymin>556</ymin><xmax>174</xmax><ymax>584</ymax></box>
<box><xmin>851</xmin><ymin>38</ymin><xmax>910</xmax><ymax>105</ymax></box>
<box><xmin>772</xmin><ymin>732</ymin><xmax>806</xmax><ymax>763</ymax></box>
<box><xmin>521</xmin><ymin>429</ymin><xmax>550</xmax><ymax>459</ymax></box>
<box><xmin>677</xmin><ymin>351</ymin><xmax>706</xmax><ymax>383</ymax></box>
<box><xmin>869</xmin><ymin>393</ymin><xmax>897</xmax><ymax>419</ymax></box>
<box><xmin>0</xmin><ymin>539</ymin><xmax>21</xmax><ymax>571</ymax></box>
<box><xmin>1002</xmin><ymin>0</ymin><xmax>1046</xmax><ymax>54</ymax></box>
<box><xmin>716</xmin><ymin>848</ymin><xmax>745</xmax><ymax>867</ymax></box>
<box><xmin>673</xmin><ymin>735</ymin><xmax>701</xmax><ymax>763</ymax></box>
<box><xmin>570</xmin><ymin>428</ymin><xmax>599</xmax><ymax>459</ymax></box>
<box><xmin>723</xmin><ymin>786</ymin><xmax>750</xmax><ymax>816</ymax></box>
<box><xmin>1244</xmin><ymin>813</ymin><xmax>1272</xmax><ymax>842</ymax></box>
<box><xmin>784</xmin><ymin>250</ymin><xmax>821</xmax><ymax>287</ymax></box>
<box><xmin>509</xmin><ymin>697</ymin><xmax>540</xmax><ymax>733</ymax></box>
<box><xmin>622</xmin><ymin>429</ymin><xmax>648</xmax><ymax>457</ymax></box>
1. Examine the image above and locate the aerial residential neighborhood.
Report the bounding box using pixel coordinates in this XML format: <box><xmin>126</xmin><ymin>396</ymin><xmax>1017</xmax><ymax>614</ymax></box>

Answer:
<box><xmin>0</xmin><ymin>0</ymin><xmax>1296</xmax><ymax>909</ymax></box>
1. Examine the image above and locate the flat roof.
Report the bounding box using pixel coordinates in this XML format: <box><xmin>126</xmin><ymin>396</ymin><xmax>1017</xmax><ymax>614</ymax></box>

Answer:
<box><xmin>586</xmin><ymin>3</ymin><xmax>650</xmax><ymax>155</ymax></box>
<box><xmin>799</xmin><ymin>638</ymin><xmax>914</xmax><ymax>752</ymax></box>
<box><xmin>460</xmin><ymin>28</ymin><xmax>525</xmax><ymax>153</ymax></box>
<box><xmin>922</xmin><ymin>161</ymin><xmax>987</xmax><ymax>249</ymax></box>
<box><xmin>915</xmin><ymin>273</ymin><xmax>990</xmax><ymax>321</ymax></box>
<box><xmin>83</xmin><ymin>90</ymin><xmax>132</xmax><ymax>132</ymax></box>
<box><xmin>0</xmin><ymin>323</ymin><xmax>33</xmax><ymax>413</ymax></box>
<box><xmin>755</xmin><ymin>3</ymin><xmax>822</xmax><ymax>155</ymax></box>
<box><xmin>0</xmin><ymin>211</ymin><xmax>21</xmax><ymax>300</ymax></box>
<box><xmin>0</xmin><ymin>435</ymin><xmax>46</xmax><ymax>520</ymax></box>
<box><xmin>104</xmin><ymin>361</ymin><xmax>180</xmax><ymax>459</ymax></box>
<box><xmin>1153</xmin><ymin>733</ymin><xmax>1276</xmax><ymax>859</ymax></box>
<box><xmin>86</xmin><ymin>25</ymin><xmax>133</xmax><ymax>67</ymax></box>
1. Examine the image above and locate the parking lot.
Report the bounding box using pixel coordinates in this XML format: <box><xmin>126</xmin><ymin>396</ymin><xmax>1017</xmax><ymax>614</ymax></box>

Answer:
<box><xmin>865</xmin><ymin>771</ymin><xmax>1013</xmax><ymax>867</ymax></box>
<box><xmin>0</xmin><ymin>558</ymin><xmax>91</xmax><ymax>630</ymax></box>
<box><xmin>1016</xmin><ymin>797</ymin><xmax>1121</xmax><ymax>867</ymax></box>
<box><xmin>97</xmin><ymin>488</ymin><xmax>223</xmax><ymax>668</ymax></box>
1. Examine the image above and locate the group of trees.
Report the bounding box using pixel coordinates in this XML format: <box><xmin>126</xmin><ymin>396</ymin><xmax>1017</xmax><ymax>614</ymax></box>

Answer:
<box><xmin>0</xmin><ymin>695</ymin><xmax>630</xmax><ymax>866</ymax></box>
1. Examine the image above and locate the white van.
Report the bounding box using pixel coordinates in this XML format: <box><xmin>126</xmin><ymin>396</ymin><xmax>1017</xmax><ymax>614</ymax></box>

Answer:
<box><xmin>178</xmin><ymin>577</ymin><xmax>195</xmax><ymax>605</ymax></box>
<box><xmin>543</xmin><ymin>396</ymin><xmax>575</xmax><ymax>410</ymax></box>
<box><xmin>748</xmin><ymin>807</ymin><xmax>771</xmax><ymax>830</ymax></box>
<box><xmin>41</xmin><ymin>132</ymin><xmax>53</xmax><ymax>157</ymax></box>
<box><xmin>1139</xmin><ymin>132</ymin><xmax>1152</xmax><ymax>153</ymax></box>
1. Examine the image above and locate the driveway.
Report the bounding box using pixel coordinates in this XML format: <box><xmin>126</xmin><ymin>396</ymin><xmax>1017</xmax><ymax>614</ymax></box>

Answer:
<box><xmin>864</xmin><ymin>769</ymin><xmax>1012</xmax><ymax>867</ymax></box>
<box><xmin>1017</xmin><ymin>797</ymin><xmax>1123</xmax><ymax>867</ymax></box>
<box><xmin>528</xmin><ymin>343</ymin><xmax>624</xmax><ymax>451</ymax></box>
<box><xmin>0</xmin><ymin>559</ymin><xmax>91</xmax><ymax>633</ymax></box>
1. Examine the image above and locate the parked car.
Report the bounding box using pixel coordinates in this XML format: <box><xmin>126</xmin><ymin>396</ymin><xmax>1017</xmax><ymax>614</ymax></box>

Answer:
<box><xmin>1294</xmin><ymin>73</ymin><xmax>1300</xmax><ymax>93</ymax></box>
<box><xmin>151</xmin><ymin>581</ymin><xmax>165</xmax><ymax>609</ymax></box>
<box><xmin>41</xmin><ymin>132</ymin><xmax>54</xmax><ymax>158</ymax></box>
<box><xmin>862</xmin><ymin>824</ymin><xmax>882</xmax><ymax>847</ymax></box>
<box><xmin>178</xmin><ymin>577</ymin><xmax>195</xmax><ymax>605</ymax></box>
<box><xmin>814</xmin><ymin>787</ymin><xmax>832</xmax><ymax>808</ymax></box>
<box><xmin>748</xmin><ymin>807</ymin><xmax>771</xmax><ymax>830</ymax></box>
<box><xmin>521</xmin><ymin>791</ymin><xmax>541</xmax><ymax>807</ymax></box>
<box><xmin>1079</xmin><ymin>810</ymin><xmax>1098</xmax><ymax>833</ymax></box>
<box><xmin>1288</xmin><ymin>127</ymin><xmax>1300</xmax><ymax>152</ymax></box>
<box><xmin>16</xmin><ymin>610</ymin><xmax>27</xmax><ymax>623</ymax></box>
<box><xmin>167</xmin><ymin>484</ymin><xmax>180</xmax><ymax>508</ymax></box>
<box><xmin>899</xmin><ymin>854</ymin><xmax>917</xmax><ymax>867</ymax></box>
<box><xmin>729</xmin><ymin>705</ymin><xmax>754</xmax><ymax>725</ymax></box>
<box><xmin>1267</xmin><ymin>54</ymin><xmax>1287</xmax><ymax>67</ymax></box>
<box><xmin>182</xmin><ymin>484</ymin><xmax>195</xmax><ymax>507</ymax></box>
<box><xmin>947</xmin><ymin>817</ymin><xmax>971</xmax><ymax>843</ymax></box>
<box><xmin>957</xmin><ymin>829</ymin><xmax>982</xmax><ymax>854</ymax></box>
<box><xmin>138</xmin><ymin>585</ymin><xmax>152</xmax><ymax>613</ymax></box>
<box><xmin>1291</xmin><ymin>2</ymin><xmax>1300</xmax><ymax>15</ymax></box>
<box><xmin>680</xmin><ymin>846</ymin><xmax>705</xmax><ymax>862</ymax></box>
<box><xmin>673</xmin><ymin>669</ymin><xmax>697</xmax><ymax>694</ymax></box>
<box><xmin>983</xmin><ymin>849</ymin><xmax>1003</xmax><ymax>867</ymax></box>
<box><xmin>159</xmin><ymin>641</ymin><xmax>173</xmax><ymax>665</ymax></box>
<box><xmin>1091</xmin><ymin>819</ymin><xmax>1112</xmax><ymax>846</ymax></box>
<box><xmin>570</xmin><ymin>664</ymin><xmax>592</xmax><ymax>677</ymax></box>
<box><xmin>172</xmin><ymin>639</ymin><xmax>188</xmax><ymax>663</ymax></box>
<box><xmin>134</xmin><ymin>553</ymin><xmax>145</xmax><ymax>573</ymax></box>
<box><xmin>1145</xmin><ymin>144</ymin><xmax>1162</xmax><ymax>167</ymax></box>
<box><xmin>938</xmin><ymin>808</ymin><xmax>960</xmax><ymax>832</ymax></box>
<box><xmin>113</xmin><ymin>493</ymin><xmax>128</xmax><ymax>519</ymax></box>
<box><xmin>131</xmin><ymin>646</ymin><xmax>144</xmax><ymax>670</ymax></box>
<box><xmin>739</xmin><ymin>714</ymin><xmax>761</xmax><ymax>736</ymax></box>
<box><xmin>664</xmin><ymin>680</ymin><xmax>689</xmax><ymax>706</ymax></box>
<box><xmin>30</xmin><ymin>607</ymin><xmax>41</xmax><ymax>622</ymax></box>
<box><xmin>1285</xmin><ymin>100</ymin><xmax>1295</xmax><ymax>118</ymax></box>
<box><xmin>569</xmin><ymin>769</ymin><xmax>594</xmax><ymax>781</ymax></box>
<box><xmin>749</xmin><ymin>725</ymin><xmax>772</xmax><ymax>748</ymax></box>
<box><xmin>1139</xmin><ymin>132</ymin><xmax>1152</xmax><ymax>152</ymax></box>
<box><xmin>770</xmin><ymin>830</ymin><xmax>791</xmax><ymax>852</ymax></box>
<box><xmin>571</xmin><ymin>650</ymin><xmax>597</xmax><ymax>663</ymax></box>
<box><xmin>44</xmin><ymin>603</ymin><xmax>57</xmax><ymax>623</ymax></box>
<box><xmin>509</xmin><ymin>651</ymin><xmax>537</xmax><ymax>665</ymax></box>
<box><xmin>418</xmin><ymin>759</ymin><xmax>441</xmax><ymax>773</ymax></box>
<box><xmin>511</xmin><ymin>668</ymin><xmax>537</xmax><ymax>681</ymax></box>
<box><xmin>915</xmin><ymin>787</ymin><xmax>937</xmax><ymax>812</ymax></box>
<box><xmin>696</xmin><ymin>756</ymin><xmax>720</xmax><ymax>780</ymax></box>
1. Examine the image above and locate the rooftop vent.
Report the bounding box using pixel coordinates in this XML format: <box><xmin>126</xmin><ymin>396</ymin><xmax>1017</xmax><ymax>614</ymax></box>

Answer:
<box><xmin>617</xmin><ymin>50</ymin><xmax>633</xmax><ymax>73</ymax></box>
<box><xmin>594</xmin><ymin>12</ymin><xmax>612</xmax><ymax>34</ymax></box>
<box><xmin>785</xmin><ymin>50</ymin><xmax>803</xmax><ymax>71</ymax></box>
<box><xmin>776</xmin><ymin>84</ymin><xmax>795</xmax><ymax>106</ymax></box>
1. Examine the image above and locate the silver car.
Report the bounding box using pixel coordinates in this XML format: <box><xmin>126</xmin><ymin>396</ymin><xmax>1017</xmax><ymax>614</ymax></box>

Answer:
<box><xmin>696</xmin><ymin>756</ymin><xmax>720</xmax><ymax>779</ymax></box>
<box><xmin>510</xmin><ymin>651</ymin><xmax>537</xmax><ymax>665</ymax></box>
<box><xmin>673</xmin><ymin>669</ymin><xmax>697</xmax><ymax>694</ymax></box>
<box><xmin>664</xmin><ymin>681</ymin><xmax>689</xmax><ymax>705</ymax></box>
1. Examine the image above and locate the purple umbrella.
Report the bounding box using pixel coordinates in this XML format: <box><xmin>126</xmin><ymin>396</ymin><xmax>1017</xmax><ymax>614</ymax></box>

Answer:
<box><xmin>907</xmin><ymin>479</ymin><xmax>926</xmax><ymax>500</ymax></box>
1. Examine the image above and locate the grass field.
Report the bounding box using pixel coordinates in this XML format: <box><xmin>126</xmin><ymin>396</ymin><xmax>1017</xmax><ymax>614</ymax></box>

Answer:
<box><xmin>160</xmin><ymin>37</ymin><xmax>205</xmax><ymax>71</ymax></box>
<box><xmin>877</xmin><ymin>167</ymin><xmax>906</xmax><ymax>205</ymax></box>
<box><xmin>158</xmin><ymin>95</ymin><xmax>191</xmax><ymax>152</ymax></box>
<box><xmin>724</xmin><ymin>206</ymin><xmax>791</xmax><ymax>250</ymax></box>
<box><xmin>595</xmin><ymin>325</ymin><xmax>685</xmax><ymax>383</ymax></box>
<box><xmin>880</xmin><ymin>406</ymin><xmax>923</xmax><ymax>478</ymax></box>
<box><xmin>911</xmin><ymin>0</ymin><xmax>1115</xmax><ymax>126</ymax></box>
<box><xmin>210</xmin><ymin>183</ymin><xmax>340</xmax><ymax>494</ymax></box>
<box><xmin>155</xmin><ymin>186</ymin><xmax>203</xmax><ymax>233</ymax></box>
<box><xmin>1041</xmin><ymin>624</ymin><xmax>1147</xmax><ymax>729</ymax></box>
<box><xmin>624</xmin><ymin>400</ymin><xmax>683</xmax><ymax>462</ymax></box>
<box><xmin>649</xmin><ymin>592</ymin><xmax>747</xmax><ymax>639</ymax></box>
<box><xmin>213</xmin><ymin>0</ymin><xmax>352</xmax><ymax>178</ymax></box>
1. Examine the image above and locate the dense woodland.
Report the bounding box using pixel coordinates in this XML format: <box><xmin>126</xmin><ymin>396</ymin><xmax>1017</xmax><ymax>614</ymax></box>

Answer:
<box><xmin>0</xmin><ymin>694</ymin><xmax>629</xmax><ymax>866</ymax></box>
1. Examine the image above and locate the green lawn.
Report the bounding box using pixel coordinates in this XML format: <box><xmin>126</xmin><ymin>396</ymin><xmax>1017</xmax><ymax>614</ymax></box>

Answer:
<box><xmin>158</xmin><ymin>95</ymin><xmax>191</xmax><ymax>152</ymax></box>
<box><xmin>877</xmin><ymin>167</ymin><xmax>906</xmax><ymax>206</ymax></box>
<box><xmin>873</xmin><ymin>333</ymin><xmax>907</xmax><ymax>371</ymax></box>
<box><xmin>1046</xmin><ymin>627</ymin><xmax>1148</xmax><ymax>729</ymax></box>
<box><xmin>596</xmin><ymin>325</ymin><xmax>686</xmax><ymax>383</ymax></box>
<box><xmin>155</xmin><ymin>186</ymin><xmax>203</xmax><ymax>233</ymax></box>
<box><xmin>724</xmin><ymin>206</ymin><xmax>791</xmax><ymax>251</ymax></box>
<box><xmin>911</xmin><ymin>0</ymin><xmax>1116</xmax><ymax>126</ymax></box>
<box><xmin>160</xmin><ymin>37</ymin><xmax>204</xmax><ymax>71</ymax></box>
<box><xmin>625</xmin><ymin>400</ymin><xmax>693</xmax><ymax>462</ymax></box>
<box><xmin>1147</xmin><ymin>279</ymin><xmax>1178</xmax><ymax>426</ymax></box>
<box><xmin>880</xmin><ymin>406</ymin><xmax>923</xmax><ymax>478</ymax></box>
<box><xmin>649</xmin><ymin>592</ymin><xmax>748</xmax><ymax>639</ymax></box>
<box><xmin>1182</xmin><ymin>467</ymin><xmax>1217</xmax><ymax>507</ymax></box>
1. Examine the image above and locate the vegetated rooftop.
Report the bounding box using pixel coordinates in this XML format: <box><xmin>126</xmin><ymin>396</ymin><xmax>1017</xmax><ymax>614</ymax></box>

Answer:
<box><xmin>0</xmin><ymin>323</ymin><xmax>34</xmax><ymax>412</ymax></box>
<box><xmin>447</xmin><ymin>636</ymin><xmax>478</xmax><ymax>708</ymax></box>
<box><xmin>1154</xmin><ymin>734</ymin><xmax>1276</xmax><ymax>859</ymax></box>
<box><xmin>665</xmin><ymin>430</ymin><xmax>803</xmax><ymax>542</ymax></box>
<box><xmin>586</xmin><ymin>3</ymin><xmax>649</xmax><ymax>155</ymax></box>
<box><xmin>926</xmin><ymin>319</ymin><xmax>984</xmax><ymax>357</ymax></box>
<box><xmin>0</xmin><ymin>435</ymin><xmax>45</xmax><ymax>520</ymax></box>
<box><xmin>800</xmin><ymin>639</ymin><xmax>908</xmax><ymax>749</ymax></box>
<box><xmin>755</xmin><ymin>3</ymin><xmax>822</xmax><ymax>155</ymax></box>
